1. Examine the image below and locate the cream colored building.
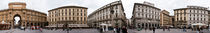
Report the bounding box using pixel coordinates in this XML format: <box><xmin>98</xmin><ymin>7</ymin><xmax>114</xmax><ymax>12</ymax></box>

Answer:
<box><xmin>88</xmin><ymin>1</ymin><xmax>127</xmax><ymax>28</ymax></box>
<box><xmin>160</xmin><ymin>10</ymin><xmax>172</xmax><ymax>27</ymax></box>
<box><xmin>208</xmin><ymin>11</ymin><xmax>210</xmax><ymax>26</ymax></box>
<box><xmin>131</xmin><ymin>2</ymin><xmax>161</xmax><ymax>28</ymax></box>
<box><xmin>47</xmin><ymin>6</ymin><xmax>88</xmax><ymax>28</ymax></box>
<box><xmin>174</xmin><ymin>6</ymin><xmax>209</xmax><ymax>28</ymax></box>
<box><xmin>0</xmin><ymin>2</ymin><xmax>47</xmax><ymax>28</ymax></box>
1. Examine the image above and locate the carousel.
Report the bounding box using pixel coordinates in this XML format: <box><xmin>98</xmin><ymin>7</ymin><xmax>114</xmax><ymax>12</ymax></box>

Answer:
<box><xmin>100</xmin><ymin>23</ymin><xmax>112</xmax><ymax>32</ymax></box>
<box><xmin>0</xmin><ymin>21</ymin><xmax>10</xmax><ymax>30</ymax></box>
<box><xmin>191</xmin><ymin>23</ymin><xmax>208</xmax><ymax>31</ymax></box>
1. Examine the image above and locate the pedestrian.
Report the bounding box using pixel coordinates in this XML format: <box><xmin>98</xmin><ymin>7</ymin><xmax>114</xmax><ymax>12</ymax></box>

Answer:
<box><xmin>99</xmin><ymin>28</ymin><xmax>103</xmax><ymax>33</ymax></box>
<box><xmin>24</xmin><ymin>27</ymin><xmax>26</xmax><ymax>31</ymax></box>
<box><xmin>163</xmin><ymin>27</ymin><xmax>165</xmax><ymax>31</ymax></box>
<box><xmin>66</xmin><ymin>28</ymin><xmax>70</xmax><ymax>33</ymax></box>
<box><xmin>168</xmin><ymin>27</ymin><xmax>170</xmax><ymax>31</ymax></box>
<box><xmin>152</xmin><ymin>27</ymin><xmax>156</xmax><ymax>33</ymax></box>
<box><xmin>114</xmin><ymin>27</ymin><xmax>116</xmax><ymax>33</ymax></box>
<box><xmin>137</xmin><ymin>27</ymin><xmax>142</xmax><ymax>31</ymax></box>
<box><xmin>39</xmin><ymin>28</ymin><xmax>43</xmax><ymax>32</ymax></box>
<box><xmin>209</xmin><ymin>27</ymin><xmax>210</xmax><ymax>31</ymax></box>
<box><xmin>149</xmin><ymin>27</ymin><xmax>152</xmax><ymax>30</ymax></box>
<box><xmin>145</xmin><ymin>28</ymin><xmax>147</xmax><ymax>32</ymax></box>
<box><xmin>121</xmin><ymin>26</ymin><xmax>128</xmax><ymax>33</ymax></box>
<box><xmin>101</xmin><ymin>28</ymin><xmax>103</xmax><ymax>33</ymax></box>
<box><xmin>116</xmin><ymin>26</ymin><xmax>121</xmax><ymax>33</ymax></box>
<box><xmin>183</xmin><ymin>27</ymin><xmax>186</xmax><ymax>32</ymax></box>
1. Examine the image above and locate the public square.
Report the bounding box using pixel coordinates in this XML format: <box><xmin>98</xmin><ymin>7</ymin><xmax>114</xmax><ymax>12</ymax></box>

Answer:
<box><xmin>1</xmin><ymin>28</ymin><xmax>210</xmax><ymax>33</ymax></box>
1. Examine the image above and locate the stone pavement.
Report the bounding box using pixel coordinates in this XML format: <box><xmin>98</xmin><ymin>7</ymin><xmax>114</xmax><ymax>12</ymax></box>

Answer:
<box><xmin>43</xmin><ymin>29</ymin><xmax>100</xmax><ymax>33</ymax></box>
<box><xmin>1</xmin><ymin>28</ymin><xmax>210</xmax><ymax>33</ymax></box>
<box><xmin>0</xmin><ymin>29</ymin><xmax>100</xmax><ymax>33</ymax></box>
<box><xmin>102</xmin><ymin>29</ymin><xmax>210</xmax><ymax>33</ymax></box>
<box><xmin>129</xmin><ymin>29</ymin><xmax>210</xmax><ymax>33</ymax></box>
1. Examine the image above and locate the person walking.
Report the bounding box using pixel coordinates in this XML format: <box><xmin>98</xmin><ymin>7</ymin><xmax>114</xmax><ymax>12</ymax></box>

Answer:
<box><xmin>152</xmin><ymin>27</ymin><xmax>156</xmax><ymax>33</ymax></box>
<box><xmin>183</xmin><ymin>27</ymin><xmax>187</xmax><ymax>32</ymax></box>
<box><xmin>121</xmin><ymin>26</ymin><xmax>128</xmax><ymax>33</ymax></box>
<box><xmin>163</xmin><ymin>26</ymin><xmax>165</xmax><ymax>31</ymax></box>
<box><xmin>114</xmin><ymin>27</ymin><xmax>117</xmax><ymax>33</ymax></box>
<box><xmin>168</xmin><ymin>27</ymin><xmax>170</xmax><ymax>31</ymax></box>
<box><xmin>99</xmin><ymin>28</ymin><xmax>103</xmax><ymax>33</ymax></box>
<box><xmin>116</xmin><ymin>26</ymin><xmax>121</xmax><ymax>33</ymax></box>
<box><xmin>39</xmin><ymin>27</ymin><xmax>43</xmax><ymax>32</ymax></box>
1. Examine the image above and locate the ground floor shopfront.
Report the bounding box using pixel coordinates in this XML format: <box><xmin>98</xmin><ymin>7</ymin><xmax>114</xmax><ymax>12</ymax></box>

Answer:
<box><xmin>0</xmin><ymin>24</ymin><xmax>10</xmax><ymax>30</ymax></box>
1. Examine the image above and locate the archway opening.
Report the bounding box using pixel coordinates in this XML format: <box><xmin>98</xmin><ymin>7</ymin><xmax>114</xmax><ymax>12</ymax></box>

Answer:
<box><xmin>13</xmin><ymin>14</ymin><xmax>21</xmax><ymax>28</ymax></box>
<box><xmin>14</xmin><ymin>16</ymin><xmax>20</xmax><ymax>25</ymax></box>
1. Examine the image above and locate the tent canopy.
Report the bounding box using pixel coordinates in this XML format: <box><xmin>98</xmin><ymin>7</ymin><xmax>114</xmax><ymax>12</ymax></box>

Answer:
<box><xmin>191</xmin><ymin>23</ymin><xmax>207</xmax><ymax>26</ymax></box>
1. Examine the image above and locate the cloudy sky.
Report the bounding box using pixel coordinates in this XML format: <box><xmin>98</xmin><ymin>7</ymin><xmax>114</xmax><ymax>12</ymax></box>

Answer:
<box><xmin>0</xmin><ymin>0</ymin><xmax>210</xmax><ymax>19</ymax></box>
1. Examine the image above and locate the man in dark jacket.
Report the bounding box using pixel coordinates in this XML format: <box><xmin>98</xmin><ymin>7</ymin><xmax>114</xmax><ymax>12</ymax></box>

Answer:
<box><xmin>121</xmin><ymin>26</ymin><xmax>127</xmax><ymax>33</ymax></box>
<box><xmin>152</xmin><ymin>27</ymin><xmax>156</xmax><ymax>33</ymax></box>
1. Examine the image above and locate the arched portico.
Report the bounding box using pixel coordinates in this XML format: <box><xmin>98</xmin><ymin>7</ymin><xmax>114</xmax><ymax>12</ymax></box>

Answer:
<box><xmin>13</xmin><ymin>14</ymin><xmax>22</xmax><ymax>28</ymax></box>
<box><xmin>0</xmin><ymin>2</ymin><xmax>47</xmax><ymax>29</ymax></box>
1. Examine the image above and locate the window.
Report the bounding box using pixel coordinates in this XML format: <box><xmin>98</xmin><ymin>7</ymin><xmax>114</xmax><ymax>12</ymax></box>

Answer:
<box><xmin>81</xmin><ymin>9</ymin><xmax>83</xmax><ymax>13</ymax></box>
<box><xmin>69</xmin><ymin>11</ymin><xmax>71</xmax><ymax>16</ymax></box>
<box><xmin>73</xmin><ymin>17</ymin><xmax>74</xmax><ymax>20</ymax></box>
<box><xmin>69</xmin><ymin>17</ymin><xmax>71</xmax><ymax>20</ymax></box>
<box><xmin>81</xmin><ymin>17</ymin><xmax>83</xmax><ymax>21</ymax></box>
<box><xmin>190</xmin><ymin>18</ymin><xmax>191</xmax><ymax>20</ymax></box>
<box><xmin>78</xmin><ymin>13</ymin><xmax>79</xmax><ymax>16</ymax></box>
<box><xmin>77</xmin><ymin>17</ymin><xmax>79</xmax><ymax>21</ymax></box>
<box><xmin>65</xmin><ymin>9</ymin><xmax>67</xmax><ymax>16</ymax></box>
<box><xmin>116</xmin><ymin>6</ymin><xmax>118</xmax><ymax>9</ymax></box>
<box><xmin>66</xmin><ymin>17</ymin><xmax>67</xmax><ymax>20</ymax></box>
<box><xmin>142</xmin><ymin>9</ymin><xmax>144</xmax><ymax>12</ymax></box>
<box><xmin>81</xmin><ymin>13</ymin><xmax>82</xmax><ymax>16</ymax></box>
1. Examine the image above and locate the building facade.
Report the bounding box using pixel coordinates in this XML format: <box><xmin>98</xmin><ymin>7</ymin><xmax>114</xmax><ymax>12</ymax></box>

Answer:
<box><xmin>131</xmin><ymin>2</ymin><xmax>161</xmax><ymax>28</ymax></box>
<box><xmin>174</xmin><ymin>6</ymin><xmax>209</xmax><ymax>28</ymax></box>
<box><xmin>88</xmin><ymin>1</ymin><xmax>127</xmax><ymax>28</ymax></box>
<box><xmin>0</xmin><ymin>2</ymin><xmax>47</xmax><ymax>28</ymax></box>
<box><xmin>170</xmin><ymin>16</ymin><xmax>175</xmax><ymax>27</ymax></box>
<box><xmin>160</xmin><ymin>10</ymin><xmax>172</xmax><ymax>27</ymax></box>
<box><xmin>208</xmin><ymin>10</ymin><xmax>210</xmax><ymax>26</ymax></box>
<box><xmin>47</xmin><ymin>6</ymin><xmax>88</xmax><ymax>28</ymax></box>
<box><xmin>0</xmin><ymin>21</ymin><xmax>10</xmax><ymax>30</ymax></box>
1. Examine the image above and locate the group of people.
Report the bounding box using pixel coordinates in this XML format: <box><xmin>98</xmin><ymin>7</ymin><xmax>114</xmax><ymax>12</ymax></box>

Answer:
<box><xmin>98</xmin><ymin>26</ymin><xmax>128</xmax><ymax>33</ymax></box>
<box><xmin>113</xmin><ymin>26</ymin><xmax>128</xmax><ymax>33</ymax></box>
<box><xmin>162</xmin><ymin>26</ymin><xmax>170</xmax><ymax>31</ymax></box>
<box><xmin>146</xmin><ymin>27</ymin><xmax>156</xmax><ymax>33</ymax></box>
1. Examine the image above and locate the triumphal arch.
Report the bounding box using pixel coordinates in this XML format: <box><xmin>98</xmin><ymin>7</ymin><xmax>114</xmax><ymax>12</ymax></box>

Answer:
<box><xmin>0</xmin><ymin>2</ymin><xmax>47</xmax><ymax>28</ymax></box>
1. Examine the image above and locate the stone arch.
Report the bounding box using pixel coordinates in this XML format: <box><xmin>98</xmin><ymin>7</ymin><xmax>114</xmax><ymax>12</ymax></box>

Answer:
<box><xmin>12</xmin><ymin>14</ymin><xmax>22</xmax><ymax>28</ymax></box>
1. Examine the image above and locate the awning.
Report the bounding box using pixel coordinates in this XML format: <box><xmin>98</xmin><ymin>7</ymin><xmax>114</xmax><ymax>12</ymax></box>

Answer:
<box><xmin>191</xmin><ymin>23</ymin><xmax>207</xmax><ymax>26</ymax></box>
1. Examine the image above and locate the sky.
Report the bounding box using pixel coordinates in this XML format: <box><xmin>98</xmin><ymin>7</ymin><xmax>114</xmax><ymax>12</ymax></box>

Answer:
<box><xmin>0</xmin><ymin>0</ymin><xmax>210</xmax><ymax>19</ymax></box>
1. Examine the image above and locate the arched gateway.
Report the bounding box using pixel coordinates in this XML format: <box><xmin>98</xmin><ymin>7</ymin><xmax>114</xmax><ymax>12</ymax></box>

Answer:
<box><xmin>13</xmin><ymin>14</ymin><xmax>21</xmax><ymax>28</ymax></box>
<box><xmin>0</xmin><ymin>2</ymin><xmax>47</xmax><ymax>29</ymax></box>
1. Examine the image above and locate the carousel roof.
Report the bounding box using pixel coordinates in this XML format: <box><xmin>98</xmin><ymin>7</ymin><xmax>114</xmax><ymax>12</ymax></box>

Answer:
<box><xmin>0</xmin><ymin>21</ymin><xmax>10</xmax><ymax>24</ymax></box>
<box><xmin>191</xmin><ymin>23</ymin><xmax>207</xmax><ymax>26</ymax></box>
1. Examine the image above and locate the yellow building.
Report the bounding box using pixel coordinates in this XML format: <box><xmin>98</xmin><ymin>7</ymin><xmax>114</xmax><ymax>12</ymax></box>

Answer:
<box><xmin>0</xmin><ymin>2</ymin><xmax>47</xmax><ymax>28</ymax></box>
<box><xmin>47</xmin><ymin>6</ymin><xmax>88</xmax><ymax>28</ymax></box>
<box><xmin>160</xmin><ymin>10</ymin><xmax>172</xmax><ymax>27</ymax></box>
